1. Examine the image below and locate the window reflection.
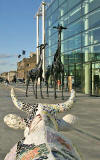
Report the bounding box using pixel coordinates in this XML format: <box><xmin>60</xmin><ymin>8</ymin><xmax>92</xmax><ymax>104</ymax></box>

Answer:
<box><xmin>68</xmin><ymin>0</ymin><xmax>81</xmax><ymax>11</ymax></box>
<box><xmin>82</xmin><ymin>0</ymin><xmax>100</xmax><ymax>15</ymax></box>
<box><xmin>62</xmin><ymin>34</ymin><xmax>81</xmax><ymax>52</ymax></box>
<box><xmin>58</xmin><ymin>0</ymin><xmax>66</xmax><ymax>6</ymax></box>
<box><xmin>61</xmin><ymin>20</ymin><xmax>83</xmax><ymax>41</ymax></box>
<box><xmin>82</xmin><ymin>27</ymin><xmax>100</xmax><ymax>47</ymax></box>
<box><xmin>67</xmin><ymin>20</ymin><xmax>82</xmax><ymax>38</ymax></box>
<box><xmin>45</xmin><ymin>56</ymin><xmax>54</xmax><ymax>66</ymax></box>
<box><xmin>51</xmin><ymin>0</ymin><xmax>58</xmax><ymax>13</ymax></box>
<box><xmin>83</xmin><ymin>8</ymin><xmax>100</xmax><ymax>30</ymax></box>
<box><xmin>45</xmin><ymin>0</ymin><xmax>100</xmax><ymax>67</ymax></box>
<box><xmin>93</xmin><ymin>44</ymin><xmax>100</xmax><ymax>61</ymax></box>
<box><xmin>59</xmin><ymin>1</ymin><xmax>68</xmax><ymax>17</ymax></box>
<box><xmin>68</xmin><ymin>5</ymin><xmax>81</xmax><ymax>23</ymax></box>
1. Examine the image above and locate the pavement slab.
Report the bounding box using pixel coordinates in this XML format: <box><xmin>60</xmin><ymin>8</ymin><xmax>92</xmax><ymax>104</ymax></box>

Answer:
<box><xmin>0</xmin><ymin>83</ymin><xmax>100</xmax><ymax>160</ymax></box>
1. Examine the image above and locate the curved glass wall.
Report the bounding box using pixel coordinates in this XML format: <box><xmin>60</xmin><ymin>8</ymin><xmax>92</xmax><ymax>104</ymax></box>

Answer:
<box><xmin>45</xmin><ymin>0</ymin><xmax>100</xmax><ymax>95</ymax></box>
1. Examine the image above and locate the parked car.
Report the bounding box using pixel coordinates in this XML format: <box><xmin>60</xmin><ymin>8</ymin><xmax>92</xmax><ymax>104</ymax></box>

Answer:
<box><xmin>16</xmin><ymin>78</ymin><xmax>25</xmax><ymax>83</ymax></box>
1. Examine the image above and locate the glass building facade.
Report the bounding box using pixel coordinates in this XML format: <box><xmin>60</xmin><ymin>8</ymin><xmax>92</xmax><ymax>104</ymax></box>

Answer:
<box><xmin>45</xmin><ymin>0</ymin><xmax>100</xmax><ymax>96</ymax></box>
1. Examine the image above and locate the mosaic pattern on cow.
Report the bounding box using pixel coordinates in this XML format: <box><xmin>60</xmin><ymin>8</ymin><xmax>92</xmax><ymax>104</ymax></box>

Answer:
<box><xmin>16</xmin><ymin>139</ymin><xmax>49</xmax><ymax>160</ymax></box>
<box><xmin>4</xmin><ymin>88</ymin><xmax>82</xmax><ymax>160</ymax></box>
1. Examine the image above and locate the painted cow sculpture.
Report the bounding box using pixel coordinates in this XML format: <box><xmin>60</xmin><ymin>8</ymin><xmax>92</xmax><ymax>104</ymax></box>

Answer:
<box><xmin>4</xmin><ymin>88</ymin><xmax>81</xmax><ymax>160</ymax></box>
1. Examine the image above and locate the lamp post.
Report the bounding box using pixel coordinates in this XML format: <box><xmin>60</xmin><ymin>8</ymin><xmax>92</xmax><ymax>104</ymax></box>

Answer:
<box><xmin>35</xmin><ymin>1</ymin><xmax>46</xmax><ymax>79</ymax></box>
<box><xmin>42</xmin><ymin>1</ymin><xmax>46</xmax><ymax>79</ymax></box>
<box><xmin>36</xmin><ymin>13</ymin><xmax>39</xmax><ymax>65</ymax></box>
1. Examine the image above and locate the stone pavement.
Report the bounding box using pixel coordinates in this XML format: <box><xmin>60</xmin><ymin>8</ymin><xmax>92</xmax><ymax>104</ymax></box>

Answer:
<box><xmin>0</xmin><ymin>83</ymin><xmax>100</xmax><ymax>160</ymax></box>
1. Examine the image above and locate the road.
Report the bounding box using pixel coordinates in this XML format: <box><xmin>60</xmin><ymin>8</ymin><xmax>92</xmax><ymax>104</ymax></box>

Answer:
<box><xmin>0</xmin><ymin>83</ymin><xmax>100</xmax><ymax>160</ymax></box>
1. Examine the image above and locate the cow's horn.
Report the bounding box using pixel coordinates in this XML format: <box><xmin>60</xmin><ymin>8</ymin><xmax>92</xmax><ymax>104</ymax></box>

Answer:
<box><xmin>11</xmin><ymin>88</ymin><xmax>24</xmax><ymax>111</ymax></box>
<box><xmin>41</xmin><ymin>89</ymin><xmax>75</xmax><ymax>113</ymax></box>
<box><xmin>11</xmin><ymin>88</ymin><xmax>33</xmax><ymax>114</ymax></box>
<box><xmin>11</xmin><ymin>88</ymin><xmax>75</xmax><ymax>114</ymax></box>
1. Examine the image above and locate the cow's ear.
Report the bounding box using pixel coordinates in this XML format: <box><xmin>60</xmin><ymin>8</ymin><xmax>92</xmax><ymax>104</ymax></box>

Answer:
<box><xmin>4</xmin><ymin>114</ymin><xmax>26</xmax><ymax>130</ymax></box>
<box><xmin>63</xmin><ymin>114</ymin><xmax>77</xmax><ymax>125</ymax></box>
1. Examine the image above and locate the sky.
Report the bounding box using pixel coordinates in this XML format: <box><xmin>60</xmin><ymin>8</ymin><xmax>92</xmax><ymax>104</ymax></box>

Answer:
<box><xmin>0</xmin><ymin>0</ymin><xmax>46</xmax><ymax>74</ymax></box>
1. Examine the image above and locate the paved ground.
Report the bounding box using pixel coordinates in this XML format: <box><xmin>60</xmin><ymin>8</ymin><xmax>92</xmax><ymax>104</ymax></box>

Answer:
<box><xmin>0</xmin><ymin>83</ymin><xmax>100</xmax><ymax>160</ymax></box>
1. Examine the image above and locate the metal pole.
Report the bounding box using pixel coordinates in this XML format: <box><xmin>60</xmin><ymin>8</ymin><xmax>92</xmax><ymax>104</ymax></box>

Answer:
<box><xmin>36</xmin><ymin>14</ymin><xmax>39</xmax><ymax>64</ymax></box>
<box><xmin>84</xmin><ymin>0</ymin><xmax>90</xmax><ymax>94</ymax></box>
<box><xmin>42</xmin><ymin>1</ymin><xmax>46</xmax><ymax>78</ymax></box>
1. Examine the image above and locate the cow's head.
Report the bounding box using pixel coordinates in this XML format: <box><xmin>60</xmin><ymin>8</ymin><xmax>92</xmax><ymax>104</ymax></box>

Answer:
<box><xmin>4</xmin><ymin>88</ymin><xmax>76</xmax><ymax>136</ymax></box>
<box><xmin>4</xmin><ymin>88</ymin><xmax>82</xmax><ymax>160</ymax></box>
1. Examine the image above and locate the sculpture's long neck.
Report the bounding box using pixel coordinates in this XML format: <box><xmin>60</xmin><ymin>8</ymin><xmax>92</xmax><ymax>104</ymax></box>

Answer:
<box><xmin>58</xmin><ymin>30</ymin><xmax>61</xmax><ymax>53</ymax></box>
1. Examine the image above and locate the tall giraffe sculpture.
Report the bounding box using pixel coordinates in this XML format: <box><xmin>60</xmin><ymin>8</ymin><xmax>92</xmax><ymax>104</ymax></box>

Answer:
<box><xmin>45</xmin><ymin>24</ymin><xmax>67</xmax><ymax>99</ymax></box>
<box><xmin>26</xmin><ymin>43</ymin><xmax>47</xmax><ymax>99</ymax></box>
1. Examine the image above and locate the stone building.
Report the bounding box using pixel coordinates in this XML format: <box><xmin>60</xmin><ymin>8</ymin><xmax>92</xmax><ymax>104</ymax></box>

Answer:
<box><xmin>8</xmin><ymin>71</ymin><xmax>17</xmax><ymax>82</ymax></box>
<box><xmin>0</xmin><ymin>72</ymin><xmax>8</xmax><ymax>80</ymax></box>
<box><xmin>0</xmin><ymin>71</ymin><xmax>17</xmax><ymax>82</ymax></box>
<box><xmin>17</xmin><ymin>53</ymin><xmax>36</xmax><ymax>79</ymax></box>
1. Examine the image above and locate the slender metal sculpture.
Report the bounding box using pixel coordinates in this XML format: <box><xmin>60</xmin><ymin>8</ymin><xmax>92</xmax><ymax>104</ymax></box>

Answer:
<box><xmin>4</xmin><ymin>88</ymin><xmax>81</xmax><ymax>160</ymax></box>
<box><xmin>45</xmin><ymin>65</ymin><xmax>53</xmax><ymax>96</ymax></box>
<box><xmin>45</xmin><ymin>24</ymin><xmax>67</xmax><ymax>99</ymax></box>
<box><xmin>53</xmin><ymin>24</ymin><xmax>67</xmax><ymax>99</ymax></box>
<box><xmin>26</xmin><ymin>44</ymin><xmax>47</xmax><ymax>99</ymax></box>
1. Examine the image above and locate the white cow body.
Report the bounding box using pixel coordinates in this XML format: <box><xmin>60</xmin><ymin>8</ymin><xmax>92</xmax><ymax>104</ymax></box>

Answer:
<box><xmin>4</xmin><ymin>88</ymin><xmax>81</xmax><ymax>160</ymax></box>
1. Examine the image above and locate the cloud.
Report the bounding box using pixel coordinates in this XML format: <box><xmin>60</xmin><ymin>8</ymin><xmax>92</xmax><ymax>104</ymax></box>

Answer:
<box><xmin>0</xmin><ymin>54</ymin><xmax>16</xmax><ymax>59</ymax></box>
<box><xmin>0</xmin><ymin>59</ymin><xmax>17</xmax><ymax>66</ymax></box>
<box><xmin>0</xmin><ymin>61</ymin><xmax>17</xmax><ymax>74</ymax></box>
<box><xmin>0</xmin><ymin>62</ymin><xmax>16</xmax><ymax>66</ymax></box>
<box><xmin>0</xmin><ymin>62</ymin><xmax>7</xmax><ymax>66</ymax></box>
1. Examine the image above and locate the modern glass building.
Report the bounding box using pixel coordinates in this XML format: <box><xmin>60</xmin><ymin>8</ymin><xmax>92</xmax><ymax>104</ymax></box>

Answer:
<box><xmin>45</xmin><ymin>0</ymin><xmax>100</xmax><ymax>96</ymax></box>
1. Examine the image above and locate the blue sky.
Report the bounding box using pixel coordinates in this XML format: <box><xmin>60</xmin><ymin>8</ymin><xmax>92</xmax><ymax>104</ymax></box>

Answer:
<box><xmin>0</xmin><ymin>0</ymin><xmax>45</xmax><ymax>73</ymax></box>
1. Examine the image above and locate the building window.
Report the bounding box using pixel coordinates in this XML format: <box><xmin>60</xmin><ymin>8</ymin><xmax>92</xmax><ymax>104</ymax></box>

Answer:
<box><xmin>82</xmin><ymin>0</ymin><xmax>100</xmax><ymax>15</ymax></box>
